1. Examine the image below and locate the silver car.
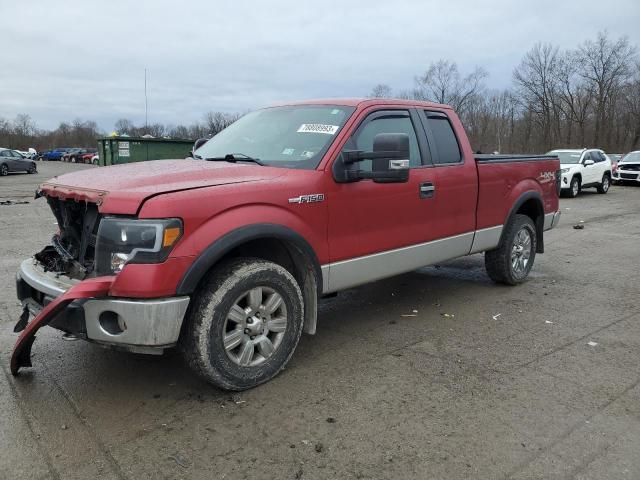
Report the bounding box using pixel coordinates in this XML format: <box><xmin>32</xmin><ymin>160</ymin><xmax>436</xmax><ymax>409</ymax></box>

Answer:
<box><xmin>0</xmin><ymin>148</ymin><xmax>37</xmax><ymax>175</ymax></box>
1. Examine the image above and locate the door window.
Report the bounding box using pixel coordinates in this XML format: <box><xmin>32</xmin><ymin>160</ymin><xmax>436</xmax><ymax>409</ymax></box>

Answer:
<box><xmin>346</xmin><ymin>111</ymin><xmax>422</xmax><ymax>170</ymax></box>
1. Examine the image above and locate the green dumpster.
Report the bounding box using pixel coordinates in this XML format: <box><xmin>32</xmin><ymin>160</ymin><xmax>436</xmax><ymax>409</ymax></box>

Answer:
<box><xmin>97</xmin><ymin>136</ymin><xmax>194</xmax><ymax>166</ymax></box>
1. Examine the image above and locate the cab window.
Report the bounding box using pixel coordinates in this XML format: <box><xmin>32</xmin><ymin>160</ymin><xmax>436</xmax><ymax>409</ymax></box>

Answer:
<box><xmin>424</xmin><ymin>111</ymin><xmax>462</xmax><ymax>165</ymax></box>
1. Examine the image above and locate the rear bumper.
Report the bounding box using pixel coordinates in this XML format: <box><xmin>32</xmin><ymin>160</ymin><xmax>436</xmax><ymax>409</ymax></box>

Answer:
<box><xmin>543</xmin><ymin>211</ymin><xmax>561</xmax><ymax>231</ymax></box>
<box><xmin>16</xmin><ymin>259</ymin><xmax>189</xmax><ymax>352</ymax></box>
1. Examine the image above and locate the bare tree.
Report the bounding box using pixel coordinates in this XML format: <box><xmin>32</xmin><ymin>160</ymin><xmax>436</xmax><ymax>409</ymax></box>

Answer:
<box><xmin>114</xmin><ymin>118</ymin><xmax>135</xmax><ymax>136</ymax></box>
<box><xmin>368</xmin><ymin>84</ymin><xmax>393</xmax><ymax>98</ymax></box>
<box><xmin>578</xmin><ymin>31</ymin><xmax>637</xmax><ymax>148</ymax></box>
<box><xmin>513</xmin><ymin>43</ymin><xmax>561</xmax><ymax>150</ymax></box>
<box><xmin>204</xmin><ymin>112</ymin><xmax>240</xmax><ymax>136</ymax></box>
<box><xmin>414</xmin><ymin>59</ymin><xmax>488</xmax><ymax>114</ymax></box>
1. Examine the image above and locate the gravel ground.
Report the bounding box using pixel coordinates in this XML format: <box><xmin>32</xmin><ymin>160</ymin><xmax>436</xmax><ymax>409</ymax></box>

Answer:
<box><xmin>1</xmin><ymin>161</ymin><xmax>639</xmax><ymax>480</ymax></box>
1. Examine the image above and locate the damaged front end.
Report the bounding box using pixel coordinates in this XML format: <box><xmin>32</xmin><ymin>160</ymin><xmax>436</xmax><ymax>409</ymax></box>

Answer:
<box><xmin>12</xmin><ymin>193</ymin><xmax>109</xmax><ymax>374</ymax></box>
<box><xmin>35</xmin><ymin>194</ymin><xmax>101</xmax><ymax>280</ymax></box>
<box><xmin>12</xmin><ymin>190</ymin><xmax>190</xmax><ymax>375</ymax></box>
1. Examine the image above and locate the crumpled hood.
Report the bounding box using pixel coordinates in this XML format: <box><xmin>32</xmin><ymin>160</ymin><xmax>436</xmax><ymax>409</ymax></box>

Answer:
<box><xmin>39</xmin><ymin>159</ymin><xmax>282</xmax><ymax>213</ymax></box>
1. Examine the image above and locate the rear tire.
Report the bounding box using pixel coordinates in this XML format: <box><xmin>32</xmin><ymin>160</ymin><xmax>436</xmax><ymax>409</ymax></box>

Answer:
<box><xmin>485</xmin><ymin>214</ymin><xmax>537</xmax><ymax>285</ymax></box>
<box><xmin>181</xmin><ymin>257</ymin><xmax>304</xmax><ymax>390</ymax></box>
<box><xmin>597</xmin><ymin>173</ymin><xmax>610</xmax><ymax>194</ymax></box>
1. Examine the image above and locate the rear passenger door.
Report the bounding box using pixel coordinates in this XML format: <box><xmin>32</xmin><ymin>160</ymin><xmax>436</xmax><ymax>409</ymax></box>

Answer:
<box><xmin>416</xmin><ymin>110</ymin><xmax>478</xmax><ymax>239</ymax></box>
<box><xmin>595</xmin><ymin>151</ymin><xmax>609</xmax><ymax>181</ymax></box>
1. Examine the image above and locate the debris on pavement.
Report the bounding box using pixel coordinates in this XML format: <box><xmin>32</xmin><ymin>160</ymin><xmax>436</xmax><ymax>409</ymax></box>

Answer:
<box><xmin>573</xmin><ymin>224</ymin><xmax>584</xmax><ymax>229</ymax></box>
<box><xmin>0</xmin><ymin>199</ymin><xmax>30</xmax><ymax>206</ymax></box>
<box><xmin>492</xmin><ymin>313</ymin><xmax>502</xmax><ymax>320</ymax></box>
<box><xmin>545</xmin><ymin>320</ymin><xmax>553</xmax><ymax>324</ymax></box>
<box><xmin>401</xmin><ymin>314</ymin><xmax>417</xmax><ymax>317</ymax></box>
<box><xmin>168</xmin><ymin>454</ymin><xmax>190</xmax><ymax>469</ymax></box>
<box><xmin>315</xmin><ymin>442</ymin><xmax>324</xmax><ymax>453</ymax></box>
<box><xmin>587</xmin><ymin>341</ymin><xmax>598</xmax><ymax>347</ymax></box>
<box><xmin>441</xmin><ymin>313</ymin><xmax>455</xmax><ymax>318</ymax></box>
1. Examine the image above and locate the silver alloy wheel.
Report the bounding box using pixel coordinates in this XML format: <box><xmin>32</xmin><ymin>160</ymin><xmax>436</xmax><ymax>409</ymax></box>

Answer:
<box><xmin>0</xmin><ymin>164</ymin><xmax>7</xmax><ymax>176</ymax></box>
<box><xmin>572</xmin><ymin>179</ymin><xmax>579</xmax><ymax>196</ymax></box>
<box><xmin>602</xmin><ymin>176</ymin><xmax>609</xmax><ymax>192</ymax></box>
<box><xmin>223</xmin><ymin>286</ymin><xmax>287</xmax><ymax>367</ymax></box>
<box><xmin>511</xmin><ymin>228</ymin><xmax>532</xmax><ymax>276</ymax></box>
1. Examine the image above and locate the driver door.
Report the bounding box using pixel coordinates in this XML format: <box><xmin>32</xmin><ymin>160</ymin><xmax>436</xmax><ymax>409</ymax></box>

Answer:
<box><xmin>10</xmin><ymin>150</ymin><xmax>28</xmax><ymax>170</ymax></box>
<box><xmin>325</xmin><ymin>109</ymin><xmax>439</xmax><ymax>292</ymax></box>
<box><xmin>582</xmin><ymin>151</ymin><xmax>599</xmax><ymax>184</ymax></box>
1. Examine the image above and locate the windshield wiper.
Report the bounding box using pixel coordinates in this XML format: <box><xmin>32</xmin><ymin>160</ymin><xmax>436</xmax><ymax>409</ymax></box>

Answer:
<box><xmin>204</xmin><ymin>153</ymin><xmax>264</xmax><ymax>166</ymax></box>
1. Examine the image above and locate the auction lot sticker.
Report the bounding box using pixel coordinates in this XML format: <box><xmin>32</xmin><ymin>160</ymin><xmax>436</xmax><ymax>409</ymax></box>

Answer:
<box><xmin>297</xmin><ymin>124</ymin><xmax>339</xmax><ymax>135</ymax></box>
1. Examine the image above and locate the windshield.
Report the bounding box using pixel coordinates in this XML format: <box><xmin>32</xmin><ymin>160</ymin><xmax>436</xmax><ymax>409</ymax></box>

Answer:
<box><xmin>621</xmin><ymin>151</ymin><xmax>640</xmax><ymax>163</ymax></box>
<box><xmin>194</xmin><ymin>105</ymin><xmax>355</xmax><ymax>169</ymax></box>
<box><xmin>548</xmin><ymin>151</ymin><xmax>582</xmax><ymax>164</ymax></box>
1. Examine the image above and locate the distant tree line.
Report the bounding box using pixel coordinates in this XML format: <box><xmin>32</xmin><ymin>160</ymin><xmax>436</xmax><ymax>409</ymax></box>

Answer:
<box><xmin>0</xmin><ymin>111</ymin><xmax>240</xmax><ymax>151</ymax></box>
<box><xmin>369</xmin><ymin>31</ymin><xmax>639</xmax><ymax>154</ymax></box>
<box><xmin>3</xmin><ymin>31</ymin><xmax>637</xmax><ymax>155</ymax></box>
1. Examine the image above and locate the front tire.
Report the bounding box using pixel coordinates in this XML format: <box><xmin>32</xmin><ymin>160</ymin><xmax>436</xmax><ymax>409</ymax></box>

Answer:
<box><xmin>181</xmin><ymin>258</ymin><xmax>304</xmax><ymax>390</ymax></box>
<box><xmin>0</xmin><ymin>164</ymin><xmax>8</xmax><ymax>176</ymax></box>
<box><xmin>567</xmin><ymin>176</ymin><xmax>581</xmax><ymax>198</ymax></box>
<box><xmin>485</xmin><ymin>214</ymin><xmax>537</xmax><ymax>285</ymax></box>
<box><xmin>597</xmin><ymin>173</ymin><xmax>610</xmax><ymax>194</ymax></box>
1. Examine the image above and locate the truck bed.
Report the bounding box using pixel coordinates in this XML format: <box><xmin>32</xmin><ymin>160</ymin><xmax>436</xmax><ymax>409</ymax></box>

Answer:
<box><xmin>474</xmin><ymin>154</ymin><xmax>560</xmax><ymax>231</ymax></box>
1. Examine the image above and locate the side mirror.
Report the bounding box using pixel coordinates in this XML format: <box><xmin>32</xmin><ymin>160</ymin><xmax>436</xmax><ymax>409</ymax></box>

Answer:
<box><xmin>584</xmin><ymin>159</ymin><xmax>595</xmax><ymax>166</ymax></box>
<box><xmin>333</xmin><ymin>133</ymin><xmax>411</xmax><ymax>183</ymax></box>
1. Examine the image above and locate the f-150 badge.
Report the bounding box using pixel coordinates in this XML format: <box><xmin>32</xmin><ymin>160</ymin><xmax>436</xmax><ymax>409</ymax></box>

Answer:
<box><xmin>288</xmin><ymin>193</ymin><xmax>325</xmax><ymax>204</ymax></box>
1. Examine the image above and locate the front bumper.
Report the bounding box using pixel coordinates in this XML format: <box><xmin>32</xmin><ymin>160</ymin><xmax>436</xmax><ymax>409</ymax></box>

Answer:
<box><xmin>16</xmin><ymin>259</ymin><xmax>189</xmax><ymax>352</ymax></box>
<box><xmin>612</xmin><ymin>170</ymin><xmax>640</xmax><ymax>182</ymax></box>
<box><xmin>560</xmin><ymin>171</ymin><xmax>575</xmax><ymax>189</ymax></box>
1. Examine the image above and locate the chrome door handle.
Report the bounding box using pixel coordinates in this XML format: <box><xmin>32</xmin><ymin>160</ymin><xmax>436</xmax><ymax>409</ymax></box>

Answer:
<box><xmin>419</xmin><ymin>182</ymin><xmax>435</xmax><ymax>199</ymax></box>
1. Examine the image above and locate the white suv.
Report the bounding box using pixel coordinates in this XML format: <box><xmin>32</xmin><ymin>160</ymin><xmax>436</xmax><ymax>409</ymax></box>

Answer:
<box><xmin>548</xmin><ymin>149</ymin><xmax>612</xmax><ymax>198</ymax></box>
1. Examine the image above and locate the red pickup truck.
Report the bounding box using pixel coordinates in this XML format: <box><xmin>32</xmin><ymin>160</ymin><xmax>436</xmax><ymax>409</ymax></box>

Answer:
<box><xmin>13</xmin><ymin>99</ymin><xmax>561</xmax><ymax>390</ymax></box>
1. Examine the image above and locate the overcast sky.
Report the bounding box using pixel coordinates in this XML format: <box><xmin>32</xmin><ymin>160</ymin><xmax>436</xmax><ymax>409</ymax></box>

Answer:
<box><xmin>2</xmin><ymin>0</ymin><xmax>639</xmax><ymax>131</ymax></box>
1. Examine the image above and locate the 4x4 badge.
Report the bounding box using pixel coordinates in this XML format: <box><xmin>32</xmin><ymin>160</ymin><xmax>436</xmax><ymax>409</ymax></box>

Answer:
<box><xmin>288</xmin><ymin>193</ymin><xmax>325</xmax><ymax>204</ymax></box>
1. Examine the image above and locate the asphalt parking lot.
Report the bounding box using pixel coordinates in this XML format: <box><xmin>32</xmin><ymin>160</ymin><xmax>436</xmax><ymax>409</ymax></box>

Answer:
<box><xmin>1</xmin><ymin>161</ymin><xmax>639</xmax><ymax>479</ymax></box>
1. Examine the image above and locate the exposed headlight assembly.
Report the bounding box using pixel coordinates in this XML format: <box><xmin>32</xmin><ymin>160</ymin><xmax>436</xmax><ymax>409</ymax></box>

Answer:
<box><xmin>95</xmin><ymin>217</ymin><xmax>182</xmax><ymax>274</ymax></box>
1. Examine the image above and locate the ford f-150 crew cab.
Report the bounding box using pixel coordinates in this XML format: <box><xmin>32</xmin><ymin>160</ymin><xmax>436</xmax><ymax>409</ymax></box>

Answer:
<box><xmin>12</xmin><ymin>99</ymin><xmax>561</xmax><ymax>390</ymax></box>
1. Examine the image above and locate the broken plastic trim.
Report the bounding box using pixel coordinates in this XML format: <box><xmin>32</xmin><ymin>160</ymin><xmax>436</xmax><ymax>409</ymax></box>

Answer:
<box><xmin>10</xmin><ymin>276</ymin><xmax>114</xmax><ymax>375</ymax></box>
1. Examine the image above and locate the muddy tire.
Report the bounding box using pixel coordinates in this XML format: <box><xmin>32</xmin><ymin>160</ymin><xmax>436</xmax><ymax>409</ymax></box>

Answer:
<box><xmin>596</xmin><ymin>173</ymin><xmax>610</xmax><ymax>194</ymax></box>
<box><xmin>485</xmin><ymin>214</ymin><xmax>537</xmax><ymax>285</ymax></box>
<box><xmin>181</xmin><ymin>257</ymin><xmax>304</xmax><ymax>390</ymax></box>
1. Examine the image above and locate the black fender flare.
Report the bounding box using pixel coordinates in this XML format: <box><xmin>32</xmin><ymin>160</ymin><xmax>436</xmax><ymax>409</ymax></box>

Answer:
<box><xmin>500</xmin><ymin>191</ymin><xmax>545</xmax><ymax>254</ymax></box>
<box><xmin>176</xmin><ymin>223</ymin><xmax>322</xmax><ymax>296</ymax></box>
